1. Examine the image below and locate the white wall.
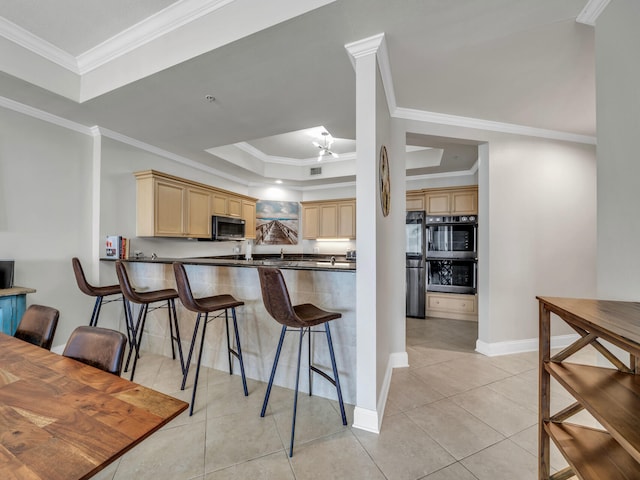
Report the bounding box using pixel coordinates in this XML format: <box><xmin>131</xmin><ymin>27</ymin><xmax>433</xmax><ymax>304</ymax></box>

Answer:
<box><xmin>595</xmin><ymin>0</ymin><xmax>640</xmax><ymax>300</ymax></box>
<box><xmin>0</xmin><ymin>107</ymin><xmax>94</xmax><ymax>345</ymax></box>
<box><xmin>400</xmin><ymin>119</ymin><xmax>597</xmax><ymax>354</ymax></box>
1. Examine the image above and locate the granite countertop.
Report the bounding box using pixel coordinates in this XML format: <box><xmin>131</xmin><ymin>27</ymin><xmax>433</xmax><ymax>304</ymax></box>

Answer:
<box><xmin>103</xmin><ymin>254</ymin><xmax>356</xmax><ymax>272</ymax></box>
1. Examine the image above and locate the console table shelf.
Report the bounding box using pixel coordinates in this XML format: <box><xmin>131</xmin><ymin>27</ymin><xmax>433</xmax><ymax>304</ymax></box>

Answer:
<box><xmin>538</xmin><ymin>296</ymin><xmax>640</xmax><ymax>479</ymax></box>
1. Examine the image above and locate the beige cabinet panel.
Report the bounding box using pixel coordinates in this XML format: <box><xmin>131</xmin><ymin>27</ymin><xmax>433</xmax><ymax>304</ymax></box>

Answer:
<box><xmin>406</xmin><ymin>193</ymin><xmax>425</xmax><ymax>211</ymax></box>
<box><xmin>242</xmin><ymin>200</ymin><xmax>256</xmax><ymax>239</ymax></box>
<box><xmin>451</xmin><ymin>190</ymin><xmax>478</xmax><ymax>215</ymax></box>
<box><xmin>155</xmin><ymin>181</ymin><xmax>184</xmax><ymax>236</ymax></box>
<box><xmin>211</xmin><ymin>193</ymin><xmax>228</xmax><ymax>216</ymax></box>
<box><xmin>302</xmin><ymin>205</ymin><xmax>320</xmax><ymax>239</ymax></box>
<box><xmin>425</xmin><ymin>192</ymin><xmax>451</xmax><ymax>215</ymax></box>
<box><xmin>319</xmin><ymin>204</ymin><xmax>338</xmax><ymax>238</ymax></box>
<box><xmin>186</xmin><ymin>188</ymin><xmax>211</xmax><ymax>238</ymax></box>
<box><xmin>337</xmin><ymin>201</ymin><xmax>356</xmax><ymax>238</ymax></box>
<box><xmin>426</xmin><ymin>292</ymin><xmax>477</xmax><ymax>321</ymax></box>
<box><xmin>228</xmin><ymin>196</ymin><xmax>242</xmax><ymax>217</ymax></box>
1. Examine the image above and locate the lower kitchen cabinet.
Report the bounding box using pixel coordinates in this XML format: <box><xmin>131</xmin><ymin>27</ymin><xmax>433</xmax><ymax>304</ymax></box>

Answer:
<box><xmin>426</xmin><ymin>292</ymin><xmax>477</xmax><ymax>321</ymax></box>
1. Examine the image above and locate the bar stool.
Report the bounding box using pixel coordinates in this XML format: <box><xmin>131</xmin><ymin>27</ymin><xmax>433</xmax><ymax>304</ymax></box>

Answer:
<box><xmin>173</xmin><ymin>262</ymin><xmax>248</xmax><ymax>416</ymax></box>
<box><xmin>115</xmin><ymin>260</ymin><xmax>185</xmax><ymax>381</ymax></box>
<box><xmin>72</xmin><ymin>257</ymin><xmax>123</xmax><ymax>327</ymax></box>
<box><xmin>257</xmin><ymin>267</ymin><xmax>347</xmax><ymax>457</ymax></box>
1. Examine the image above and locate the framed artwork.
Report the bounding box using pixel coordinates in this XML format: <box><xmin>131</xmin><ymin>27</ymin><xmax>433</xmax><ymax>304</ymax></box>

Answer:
<box><xmin>379</xmin><ymin>145</ymin><xmax>390</xmax><ymax>217</ymax></box>
<box><xmin>255</xmin><ymin>201</ymin><xmax>299</xmax><ymax>245</ymax></box>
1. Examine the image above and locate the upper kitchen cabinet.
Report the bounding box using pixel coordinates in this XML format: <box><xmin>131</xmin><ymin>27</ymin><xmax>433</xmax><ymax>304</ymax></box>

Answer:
<box><xmin>134</xmin><ymin>170</ymin><xmax>257</xmax><ymax>239</ymax></box>
<box><xmin>406</xmin><ymin>192</ymin><xmax>426</xmax><ymax>212</ymax></box>
<box><xmin>301</xmin><ymin>198</ymin><xmax>356</xmax><ymax>239</ymax></box>
<box><xmin>212</xmin><ymin>192</ymin><xmax>242</xmax><ymax>217</ymax></box>
<box><xmin>407</xmin><ymin>186</ymin><xmax>478</xmax><ymax>215</ymax></box>
<box><xmin>242</xmin><ymin>200</ymin><xmax>256</xmax><ymax>239</ymax></box>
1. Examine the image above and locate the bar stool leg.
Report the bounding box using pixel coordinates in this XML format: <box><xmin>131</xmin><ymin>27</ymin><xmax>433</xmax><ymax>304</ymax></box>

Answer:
<box><xmin>308</xmin><ymin>330</ymin><xmax>313</xmax><ymax>396</ymax></box>
<box><xmin>168</xmin><ymin>299</ymin><xmax>176</xmax><ymax>360</ymax></box>
<box><xmin>325</xmin><ymin>322</ymin><xmax>347</xmax><ymax>425</ymax></box>
<box><xmin>224</xmin><ymin>310</ymin><xmax>233</xmax><ymax>375</ymax></box>
<box><xmin>90</xmin><ymin>296</ymin><xmax>103</xmax><ymax>327</ymax></box>
<box><xmin>182</xmin><ymin>312</ymin><xmax>203</xmax><ymax>390</ymax></box>
<box><xmin>170</xmin><ymin>298</ymin><xmax>185</xmax><ymax>375</ymax></box>
<box><xmin>189</xmin><ymin>311</ymin><xmax>209</xmax><ymax>416</ymax></box>
<box><xmin>129</xmin><ymin>304</ymin><xmax>149</xmax><ymax>381</ymax></box>
<box><xmin>260</xmin><ymin>325</ymin><xmax>287</xmax><ymax>417</ymax></box>
<box><xmin>230</xmin><ymin>307</ymin><xmax>248</xmax><ymax>396</ymax></box>
<box><xmin>289</xmin><ymin>327</ymin><xmax>306</xmax><ymax>457</ymax></box>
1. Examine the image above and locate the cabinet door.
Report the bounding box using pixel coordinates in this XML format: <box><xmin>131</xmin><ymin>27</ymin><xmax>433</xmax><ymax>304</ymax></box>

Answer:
<box><xmin>425</xmin><ymin>192</ymin><xmax>451</xmax><ymax>215</ymax></box>
<box><xmin>228</xmin><ymin>196</ymin><xmax>242</xmax><ymax>217</ymax></box>
<box><xmin>242</xmin><ymin>200</ymin><xmax>256</xmax><ymax>239</ymax></box>
<box><xmin>406</xmin><ymin>194</ymin><xmax>425</xmax><ymax>211</ymax></box>
<box><xmin>211</xmin><ymin>193</ymin><xmax>228</xmax><ymax>216</ymax></box>
<box><xmin>451</xmin><ymin>190</ymin><xmax>478</xmax><ymax>215</ymax></box>
<box><xmin>338</xmin><ymin>201</ymin><xmax>356</xmax><ymax>238</ymax></box>
<box><xmin>186</xmin><ymin>188</ymin><xmax>211</xmax><ymax>237</ymax></box>
<box><xmin>155</xmin><ymin>181</ymin><xmax>185</xmax><ymax>236</ymax></box>
<box><xmin>302</xmin><ymin>205</ymin><xmax>320</xmax><ymax>239</ymax></box>
<box><xmin>319</xmin><ymin>204</ymin><xmax>338</xmax><ymax>238</ymax></box>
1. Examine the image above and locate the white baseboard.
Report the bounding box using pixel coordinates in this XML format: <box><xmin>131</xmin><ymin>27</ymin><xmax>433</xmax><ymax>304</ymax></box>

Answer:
<box><xmin>352</xmin><ymin>351</ymin><xmax>409</xmax><ymax>433</ymax></box>
<box><xmin>475</xmin><ymin>334</ymin><xmax>580</xmax><ymax>357</ymax></box>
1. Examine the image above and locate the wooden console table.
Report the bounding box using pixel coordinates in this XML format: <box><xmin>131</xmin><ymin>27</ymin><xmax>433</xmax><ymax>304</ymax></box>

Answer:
<box><xmin>0</xmin><ymin>286</ymin><xmax>36</xmax><ymax>335</ymax></box>
<box><xmin>538</xmin><ymin>296</ymin><xmax>640</xmax><ymax>479</ymax></box>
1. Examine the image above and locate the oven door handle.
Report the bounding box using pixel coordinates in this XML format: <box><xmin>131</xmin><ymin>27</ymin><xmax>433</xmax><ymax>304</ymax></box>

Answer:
<box><xmin>473</xmin><ymin>261</ymin><xmax>477</xmax><ymax>290</ymax></box>
<box><xmin>473</xmin><ymin>225</ymin><xmax>477</xmax><ymax>253</ymax></box>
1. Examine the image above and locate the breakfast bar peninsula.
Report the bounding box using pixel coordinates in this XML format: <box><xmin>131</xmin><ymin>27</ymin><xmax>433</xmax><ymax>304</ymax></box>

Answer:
<box><xmin>110</xmin><ymin>255</ymin><xmax>356</xmax><ymax>404</ymax></box>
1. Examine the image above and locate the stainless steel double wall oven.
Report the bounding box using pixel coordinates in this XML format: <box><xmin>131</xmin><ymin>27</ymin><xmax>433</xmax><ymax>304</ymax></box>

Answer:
<box><xmin>426</xmin><ymin>215</ymin><xmax>477</xmax><ymax>294</ymax></box>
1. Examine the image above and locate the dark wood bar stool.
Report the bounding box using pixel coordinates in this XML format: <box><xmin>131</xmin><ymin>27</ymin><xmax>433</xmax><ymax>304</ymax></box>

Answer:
<box><xmin>115</xmin><ymin>260</ymin><xmax>185</xmax><ymax>381</ymax></box>
<box><xmin>173</xmin><ymin>262</ymin><xmax>248</xmax><ymax>416</ymax></box>
<box><xmin>257</xmin><ymin>267</ymin><xmax>347</xmax><ymax>457</ymax></box>
<box><xmin>72</xmin><ymin>257</ymin><xmax>123</xmax><ymax>327</ymax></box>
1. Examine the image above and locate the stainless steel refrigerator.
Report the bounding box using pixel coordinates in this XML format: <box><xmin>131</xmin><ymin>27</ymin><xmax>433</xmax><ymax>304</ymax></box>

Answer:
<box><xmin>406</xmin><ymin>211</ymin><xmax>426</xmax><ymax>318</ymax></box>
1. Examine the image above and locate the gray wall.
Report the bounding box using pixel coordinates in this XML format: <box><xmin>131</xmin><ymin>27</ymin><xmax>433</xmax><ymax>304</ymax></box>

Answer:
<box><xmin>0</xmin><ymin>108</ymin><xmax>94</xmax><ymax>345</ymax></box>
<box><xmin>596</xmin><ymin>0</ymin><xmax>640</xmax><ymax>299</ymax></box>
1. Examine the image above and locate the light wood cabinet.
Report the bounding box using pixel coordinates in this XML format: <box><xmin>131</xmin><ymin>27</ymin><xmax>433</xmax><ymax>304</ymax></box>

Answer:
<box><xmin>406</xmin><ymin>193</ymin><xmax>425</xmax><ymax>211</ymax></box>
<box><xmin>407</xmin><ymin>186</ymin><xmax>478</xmax><ymax>215</ymax></box>
<box><xmin>426</xmin><ymin>292</ymin><xmax>477</xmax><ymax>321</ymax></box>
<box><xmin>538</xmin><ymin>297</ymin><xmax>640</xmax><ymax>479</ymax></box>
<box><xmin>301</xmin><ymin>198</ymin><xmax>356</xmax><ymax>240</ymax></box>
<box><xmin>135</xmin><ymin>170</ymin><xmax>257</xmax><ymax>239</ymax></box>
<box><xmin>242</xmin><ymin>200</ymin><xmax>256</xmax><ymax>239</ymax></box>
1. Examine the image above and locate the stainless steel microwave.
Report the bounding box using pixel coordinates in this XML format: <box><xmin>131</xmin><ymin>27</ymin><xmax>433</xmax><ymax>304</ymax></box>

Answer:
<box><xmin>210</xmin><ymin>215</ymin><xmax>245</xmax><ymax>241</ymax></box>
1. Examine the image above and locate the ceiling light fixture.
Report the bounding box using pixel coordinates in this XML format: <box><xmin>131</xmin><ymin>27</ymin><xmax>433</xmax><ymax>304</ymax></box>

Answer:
<box><xmin>312</xmin><ymin>131</ymin><xmax>339</xmax><ymax>161</ymax></box>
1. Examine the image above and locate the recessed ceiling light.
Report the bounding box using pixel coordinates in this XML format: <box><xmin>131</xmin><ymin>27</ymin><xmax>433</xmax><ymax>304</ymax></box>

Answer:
<box><xmin>275</xmin><ymin>179</ymin><xmax>283</xmax><ymax>184</ymax></box>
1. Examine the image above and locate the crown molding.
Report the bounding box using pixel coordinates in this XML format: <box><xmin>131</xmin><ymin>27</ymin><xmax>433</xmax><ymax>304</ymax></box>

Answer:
<box><xmin>394</xmin><ymin>107</ymin><xmax>596</xmax><ymax>145</ymax></box>
<box><xmin>96</xmin><ymin>127</ymin><xmax>250</xmax><ymax>186</ymax></box>
<box><xmin>576</xmin><ymin>0</ymin><xmax>611</xmax><ymax>26</ymax></box>
<box><xmin>0</xmin><ymin>17</ymin><xmax>79</xmax><ymax>73</ymax></box>
<box><xmin>233</xmin><ymin>141</ymin><xmax>356</xmax><ymax>166</ymax></box>
<box><xmin>0</xmin><ymin>95</ymin><xmax>91</xmax><ymax>134</ymax></box>
<box><xmin>77</xmin><ymin>0</ymin><xmax>236</xmax><ymax>74</ymax></box>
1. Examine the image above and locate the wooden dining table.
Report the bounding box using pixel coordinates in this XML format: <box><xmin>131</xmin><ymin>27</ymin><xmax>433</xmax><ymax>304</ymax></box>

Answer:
<box><xmin>0</xmin><ymin>333</ymin><xmax>188</xmax><ymax>480</ymax></box>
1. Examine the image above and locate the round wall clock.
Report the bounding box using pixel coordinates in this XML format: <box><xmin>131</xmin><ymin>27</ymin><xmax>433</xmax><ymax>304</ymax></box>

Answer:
<box><xmin>379</xmin><ymin>145</ymin><xmax>390</xmax><ymax>217</ymax></box>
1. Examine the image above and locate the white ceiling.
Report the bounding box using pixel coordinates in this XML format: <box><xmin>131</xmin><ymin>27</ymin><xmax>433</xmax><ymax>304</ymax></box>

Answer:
<box><xmin>0</xmin><ymin>0</ymin><xmax>597</xmax><ymax>188</ymax></box>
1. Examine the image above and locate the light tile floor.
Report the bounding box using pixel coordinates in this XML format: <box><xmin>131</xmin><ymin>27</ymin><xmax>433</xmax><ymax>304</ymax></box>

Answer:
<box><xmin>93</xmin><ymin>317</ymin><xmax>592</xmax><ymax>480</ymax></box>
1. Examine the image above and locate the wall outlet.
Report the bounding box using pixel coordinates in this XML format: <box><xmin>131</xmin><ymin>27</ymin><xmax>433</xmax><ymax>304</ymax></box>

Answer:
<box><xmin>313</xmin><ymin>247</ymin><xmax>320</xmax><ymax>254</ymax></box>
<box><xmin>233</xmin><ymin>245</ymin><xmax>241</xmax><ymax>254</ymax></box>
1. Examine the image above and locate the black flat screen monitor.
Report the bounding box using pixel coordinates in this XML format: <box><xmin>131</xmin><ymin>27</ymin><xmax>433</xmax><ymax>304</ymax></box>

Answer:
<box><xmin>0</xmin><ymin>260</ymin><xmax>14</xmax><ymax>289</ymax></box>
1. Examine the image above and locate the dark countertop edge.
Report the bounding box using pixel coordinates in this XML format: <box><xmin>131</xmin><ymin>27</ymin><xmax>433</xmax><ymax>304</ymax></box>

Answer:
<box><xmin>100</xmin><ymin>256</ymin><xmax>356</xmax><ymax>273</ymax></box>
